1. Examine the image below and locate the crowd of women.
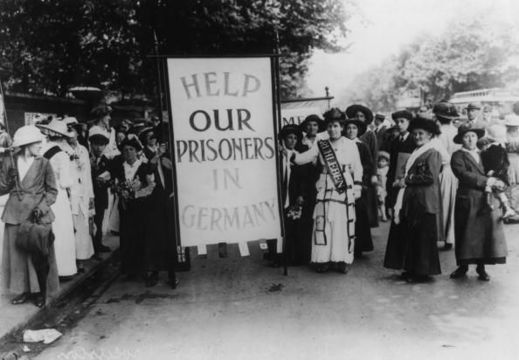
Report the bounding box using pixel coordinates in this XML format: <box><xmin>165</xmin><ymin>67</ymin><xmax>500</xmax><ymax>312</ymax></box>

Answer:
<box><xmin>2</xmin><ymin>98</ymin><xmax>518</xmax><ymax>307</ymax></box>
<box><xmin>1</xmin><ymin>105</ymin><xmax>177</xmax><ymax>308</ymax></box>
<box><xmin>278</xmin><ymin>101</ymin><xmax>519</xmax><ymax>282</ymax></box>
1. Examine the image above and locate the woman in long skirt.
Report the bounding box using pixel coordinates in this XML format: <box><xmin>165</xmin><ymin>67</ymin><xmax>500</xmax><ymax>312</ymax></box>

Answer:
<box><xmin>38</xmin><ymin>119</ymin><xmax>77</xmax><ymax>278</ymax></box>
<box><xmin>346</xmin><ymin>104</ymin><xmax>379</xmax><ymax>227</ymax></box>
<box><xmin>1</xmin><ymin>125</ymin><xmax>59</xmax><ymax>307</ymax></box>
<box><xmin>384</xmin><ymin>116</ymin><xmax>443</xmax><ymax>282</ymax></box>
<box><xmin>450</xmin><ymin>126</ymin><xmax>507</xmax><ymax>281</ymax></box>
<box><xmin>343</xmin><ymin>118</ymin><xmax>374</xmax><ymax>257</ymax></box>
<box><xmin>291</xmin><ymin>108</ymin><xmax>363</xmax><ymax>273</ymax></box>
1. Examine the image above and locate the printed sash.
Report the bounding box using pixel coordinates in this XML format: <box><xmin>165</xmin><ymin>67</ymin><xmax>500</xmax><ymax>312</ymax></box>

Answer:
<box><xmin>317</xmin><ymin>140</ymin><xmax>347</xmax><ymax>194</ymax></box>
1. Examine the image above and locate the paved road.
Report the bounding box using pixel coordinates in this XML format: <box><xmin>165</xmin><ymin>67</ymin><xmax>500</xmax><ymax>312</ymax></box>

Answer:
<box><xmin>34</xmin><ymin>222</ymin><xmax>519</xmax><ymax>360</ymax></box>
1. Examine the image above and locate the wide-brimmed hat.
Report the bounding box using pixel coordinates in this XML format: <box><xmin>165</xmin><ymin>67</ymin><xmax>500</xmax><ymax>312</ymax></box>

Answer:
<box><xmin>454</xmin><ymin>125</ymin><xmax>485</xmax><ymax>144</ymax></box>
<box><xmin>278</xmin><ymin>124</ymin><xmax>302</xmax><ymax>141</ymax></box>
<box><xmin>120</xmin><ymin>137</ymin><xmax>142</xmax><ymax>152</ymax></box>
<box><xmin>466</xmin><ymin>103</ymin><xmax>481</xmax><ymax>111</ymax></box>
<box><xmin>88</xmin><ymin>126</ymin><xmax>110</xmax><ymax>145</ymax></box>
<box><xmin>12</xmin><ymin>125</ymin><xmax>44</xmax><ymax>147</ymax></box>
<box><xmin>299</xmin><ymin>114</ymin><xmax>326</xmax><ymax>132</ymax></box>
<box><xmin>487</xmin><ymin>124</ymin><xmax>507</xmax><ymax>144</ymax></box>
<box><xmin>36</xmin><ymin>119</ymin><xmax>73</xmax><ymax>138</ymax></box>
<box><xmin>323</xmin><ymin>108</ymin><xmax>346</xmax><ymax>124</ymax></box>
<box><xmin>345</xmin><ymin>104</ymin><xmax>373</xmax><ymax>124</ymax></box>
<box><xmin>90</xmin><ymin>104</ymin><xmax>112</xmax><ymax>117</ymax></box>
<box><xmin>505</xmin><ymin>114</ymin><xmax>519</xmax><ymax>127</ymax></box>
<box><xmin>342</xmin><ymin>118</ymin><xmax>367</xmax><ymax>137</ymax></box>
<box><xmin>378</xmin><ymin>151</ymin><xmax>390</xmax><ymax>162</ymax></box>
<box><xmin>391</xmin><ymin>110</ymin><xmax>414</xmax><ymax>122</ymax></box>
<box><xmin>433</xmin><ymin>102</ymin><xmax>459</xmax><ymax>121</ymax></box>
<box><xmin>409</xmin><ymin>115</ymin><xmax>441</xmax><ymax>135</ymax></box>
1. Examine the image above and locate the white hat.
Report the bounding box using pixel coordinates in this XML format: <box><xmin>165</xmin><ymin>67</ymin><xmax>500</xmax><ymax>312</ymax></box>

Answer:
<box><xmin>505</xmin><ymin>114</ymin><xmax>519</xmax><ymax>127</ymax></box>
<box><xmin>36</xmin><ymin>118</ymin><xmax>73</xmax><ymax>137</ymax></box>
<box><xmin>12</xmin><ymin>125</ymin><xmax>44</xmax><ymax>147</ymax></box>
<box><xmin>487</xmin><ymin>124</ymin><xmax>507</xmax><ymax>144</ymax></box>
<box><xmin>88</xmin><ymin>125</ymin><xmax>110</xmax><ymax>140</ymax></box>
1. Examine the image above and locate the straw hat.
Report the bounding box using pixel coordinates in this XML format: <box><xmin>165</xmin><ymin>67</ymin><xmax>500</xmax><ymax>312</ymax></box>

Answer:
<box><xmin>12</xmin><ymin>125</ymin><xmax>44</xmax><ymax>147</ymax></box>
<box><xmin>37</xmin><ymin>118</ymin><xmax>73</xmax><ymax>138</ymax></box>
<box><xmin>505</xmin><ymin>114</ymin><xmax>519</xmax><ymax>127</ymax></box>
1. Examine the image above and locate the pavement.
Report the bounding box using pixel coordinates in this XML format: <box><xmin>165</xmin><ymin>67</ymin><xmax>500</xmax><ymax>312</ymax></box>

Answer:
<box><xmin>19</xmin><ymin>221</ymin><xmax>519</xmax><ymax>360</ymax></box>
<box><xmin>0</xmin><ymin>193</ymin><xmax>120</xmax><ymax>341</ymax></box>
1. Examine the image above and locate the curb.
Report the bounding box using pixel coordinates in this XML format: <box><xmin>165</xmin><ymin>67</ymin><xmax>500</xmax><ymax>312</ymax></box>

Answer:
<box><xmin>0</xmin><ymin>249</ymin><xmax>119</xmax><ymax>359</ymax></box>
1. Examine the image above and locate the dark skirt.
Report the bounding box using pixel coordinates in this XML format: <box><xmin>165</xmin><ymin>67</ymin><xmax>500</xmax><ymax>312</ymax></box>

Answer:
<box><xmin>454</xmin><ymin>191</ymin><xmax>507</xmax><ymax>265</ymax></box>
<box><xmin>365</xmin><ymin>185</ymin><xmax>379</xmax><ymax>227</ymax></box>
<box><xmin>119</xmin><ymin>201</ymin><xmax>145</xmax><ymax>276</ymax></box>
<box><xmin>384</xmin><ymin>214</ymin><xmax>441</xmax><ymax>275</ymax></box>
<box><xmin>354</xmin><ymin>191</ymin><xmax>374</xmax><ymax>254</ymax></box>
<box><xmin>296</xmin><ymin>199</ymin><xmax>315</xmax><ymax>264</ymax></box>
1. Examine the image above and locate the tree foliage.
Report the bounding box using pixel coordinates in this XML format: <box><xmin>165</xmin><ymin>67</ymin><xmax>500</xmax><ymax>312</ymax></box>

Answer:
<box><xmin>343</xmin><ymin>16</ymin><xmax>519</xmax><ymax>111</ymax></box>
<box><xmin>0</xmin><ymin>0</ymin><xmax>349</xmax><ymax>99</ymax></box>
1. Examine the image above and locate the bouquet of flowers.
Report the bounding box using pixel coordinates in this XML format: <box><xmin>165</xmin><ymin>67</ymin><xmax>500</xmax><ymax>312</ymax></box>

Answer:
<box><xmin>286</xmin><ymin>204</ymin><xmax>302</xmax><ymax>220</ymax></box>
<box><xmin>113</xmin><ymin>178</ymin><xmax>141</xmax><ymax>209</ymax></box>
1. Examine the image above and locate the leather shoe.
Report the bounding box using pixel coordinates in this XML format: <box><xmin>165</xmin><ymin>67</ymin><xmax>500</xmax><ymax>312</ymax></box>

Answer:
<box><xmin>477</xmin><ymin>267</ymin><xmax>490</xmax><ymax>281</ymax></box>
<box><xmin>95</xmin><ymin>244</ymin><xmax>111</xmax><ymax>253</ymax></box>
<box><xmin>11</xmin><ymin>293</ymin><xmax>29</xmax><ymax>305</ymax></box>
<box><xmin>33</xmin><ymin>294</ymin><xmax>45</xmax><ymax>308</ymax></box>
<box><xmin>450</xmin><ymin>266</ymin><xmax>468</xmax><ymax>279</ymax></box>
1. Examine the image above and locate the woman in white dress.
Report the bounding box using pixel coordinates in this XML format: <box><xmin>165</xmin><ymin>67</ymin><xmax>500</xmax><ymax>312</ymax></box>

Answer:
<box><xmin>62</xmin><ymin>117</ymin><xmax>95</xmax><ymax>272</ymax></box>
<box><xmin>290</xmin><ymin>108</ymin><xmax>363</xmax><ymax>273</ymax></box>
<box><xmin>37</xmin><ymin>119</ymin><xmax>77</xmax><ymax>277</ymax></box>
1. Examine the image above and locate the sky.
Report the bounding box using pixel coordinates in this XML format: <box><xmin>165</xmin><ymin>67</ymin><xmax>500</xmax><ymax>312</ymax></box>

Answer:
<box><xmin>305</xmin><ymin>0</ymin><xmax>519</xmax><ymax>103</ymax></box>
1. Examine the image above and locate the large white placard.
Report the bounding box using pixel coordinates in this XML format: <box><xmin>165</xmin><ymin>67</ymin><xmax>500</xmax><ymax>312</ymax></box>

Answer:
<box><xmin>167</xmin><ymin>57</ymin><xmax>283</xmax><ymax>248</ymax></box>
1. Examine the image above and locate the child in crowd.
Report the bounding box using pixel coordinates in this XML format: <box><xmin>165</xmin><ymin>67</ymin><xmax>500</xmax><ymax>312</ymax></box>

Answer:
<box><xmin>479</xmin><ymin>125</ymin><xmax>516</xmax><ymax>219</ymax></box>
<box><xmin>376</xmin><ymin>151</ymin><xmax>390</xmax><ymax>222</ymax></box>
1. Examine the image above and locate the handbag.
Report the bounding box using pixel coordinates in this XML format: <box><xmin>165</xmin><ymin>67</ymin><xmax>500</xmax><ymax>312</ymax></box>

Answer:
<box><xmin>16</xmin><ymin>208</ymin><xmax>55</xmax><ymax>257</ymax></box>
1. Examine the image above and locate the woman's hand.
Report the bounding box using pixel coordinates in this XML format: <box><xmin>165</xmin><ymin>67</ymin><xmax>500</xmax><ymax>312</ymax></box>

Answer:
<box><xmin>353</xmin><ymin>184</ymin><xmax>362</xmax><ymax>199</ymax></box>
<box><xmin>296</xmin><ymin>196</ymin><xmax>304</xmax><ymax>206</ymax></box>
<box><xmin>371</xmin><ymin>175</ymin><xmax>379</xmax><ymax>186</ymax></box>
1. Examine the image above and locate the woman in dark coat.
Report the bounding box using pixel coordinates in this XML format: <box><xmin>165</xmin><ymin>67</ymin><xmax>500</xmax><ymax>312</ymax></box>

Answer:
<box><xmin>343</xmin><ymin>118</ymin><xmax>374</xmax><ymax>257</ymax></box>
<box><xmin>295</xmin><ymin>115</ymin><xmax>325</xmax><ymax>264</ymax></box>
<box><xmin>346</xmin><ymin>104</ymin><xmax>379</xmax><ymax>227</ymax></box>
<box><xmin>112</xmin><ymin>138</ymin><xmax>152</xmax><ymax>280</ymax></box>
<box><xmin>450</xmin><ymin>126</ymin><xmax>507</xmax><ymax>281</ymax></box>
<box><xmin>384</xmin><ymin>117</ymin><xmax>442</xmax><ymax>282</ymax></box>
<box><xmin>1</xmin><ymin>125</ymin><xmax>59</xmax><ymax>307</ymax></box>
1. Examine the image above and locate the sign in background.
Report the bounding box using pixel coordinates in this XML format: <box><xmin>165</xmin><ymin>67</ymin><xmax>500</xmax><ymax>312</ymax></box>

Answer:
<box><xmin>280</xmin><ymin>107</ymin><xmax>321</xmax><ymax>127</ymax></box>
<box><xmin>166</xmin><ymin>57</ymin><xmax>283</xmax><ymax>252</ymax></box>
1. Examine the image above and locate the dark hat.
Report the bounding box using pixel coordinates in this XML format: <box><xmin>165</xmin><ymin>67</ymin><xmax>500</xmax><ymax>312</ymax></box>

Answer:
<box><xmin>323</xmin><ymin>108</ymin><xmax>346</xmax><ymax>124</ymax></box>
<box><xmin>433</xmin><ymin>102</ymin><xmax>459</xmax><ymax>121</ymax></box>
<box><xmin>409</xmin><ymin>115</ymin><xmax>441</xmax><ymax>135</ymax></box>
<box><xmin>513</xmin><ymin>101</ymin><xmax>519</xmax><ymax>116</ymax></box>
<box><xmin>391</xmin><ymin>110</ymin><xmax>414</xmax><ymax>122</ymax></box>
<box><xmin>90</xmin><ymin>104</ymin><xmax>112</xmax><ymax>117</ymax></box>
<box><xmin>300</xmin><ymin>114</ymin><xmax>326</xmax><ymax>132</ymax></box>
<box><xmin>453</xmin><ymin>125</ymin><xmax>485</xmax><ymax>144</ymax></box>
<box><xmin>138</xmin><ymin>127</ymin><xmax>157</xmax><ymax>143</ymax></box>
<box><xmin>278</xmin><ymin>124</ymin><xmax>302</xmax><ymax>141</ymax></box>
<box><xmin>342</xmin><ymin>118</ymin><xmax>367</xmax><ymax>137</ymax></box>
<box><xmin>378</xmin><ymin>151</ymin><xmax>390</xmax><ymax>161</ymax></box>
<box><xmin>465</xmin><ymin>103</ymin><xmax>481</xmax><ymax>111</ymax></box>
<box><xmin>375</xmin><ymin>113</ymin><xmax>385</xmax><ymax>121</ymax></box>
<box><xmin>345</xmin><ymin>104</ymin><xmax>374</xmax><ymax>124</ymax></box>
<box><xmin>89</xmin><ymin>134</ymin><xmax>110</xmax><ymax>146</ymax></box>
<box><xmin>120</xmin><ymin>137</ymin><xmax>143</xmax><ymax>152</ymax></box>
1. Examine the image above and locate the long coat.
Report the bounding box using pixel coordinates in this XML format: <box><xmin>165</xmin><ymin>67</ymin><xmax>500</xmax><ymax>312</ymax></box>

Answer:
<box><xmin>386</xmin><ymin>134</ymin><xmax>416</xmax><ymax>208</ymax></box>
<box><xmin>451</xmin><ymin>150</ymin><xmax>507</xmax><ymax>265</ymax></box>
<box><xmin>0</xmin><ymin>156</ymin><xmax>60</xmax><ymax>298</ymax></box>
<box><xmin>354</xmin><ymin>141</ymin><xmax>374</xmax><ymax>254</ymax></box>
<box><xmin>384</xmin><ymin>148</ymin><xmax>442</xmax><ymax>275</ymax></box>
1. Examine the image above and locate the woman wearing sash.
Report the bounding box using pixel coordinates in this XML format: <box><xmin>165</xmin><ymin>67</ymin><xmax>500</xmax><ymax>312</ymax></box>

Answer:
<box><xmin>1</xmin><ymin>125</ymin><xmax>59</xmax><ymax>307</ymax></box>
<box><xmin>384</xmin><ymin>116</ymin><xmax>442</xmax><ymax>282</ymax></box>
<box><xmin>38</xmin><ymin>119</ymin><xmax>77</xmax><ymax>278</ymax></box>
<box><xmin>290</xmin><ymin>108</ymin><xmax>363</xmax><ymax>273</ymax></box>
<box><xmin>343</xmin><ymin>118</ymin><xmax>374</xmax><ymax>257</ymax></box>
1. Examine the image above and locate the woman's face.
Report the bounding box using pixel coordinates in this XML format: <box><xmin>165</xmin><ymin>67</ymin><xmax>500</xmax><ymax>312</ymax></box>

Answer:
<box><xmin>462</xmin><ymin>132</ymin><xmax>479</xmax><ymax>150</ymax></box>
<box><xmin>283</xmin><ymin>134</ymin><xmax>298</xmax><ymax>150</ymax></box>
<box><xmin>396</xmin><ymin>118</ymin><xmax>410</xmax><ymax>133</ymax></box>
<box><xmin>27</xmin><ymin>141</ymin><xmax>42</xmax><ymax>157</ymax></box>
<box><xmin>327</xmin><ymin>121</ymin><xmax>343</xmax><ymax>139</ymax></box>
<box><xmin>356</xmin><ymin>111</ymin><xmax>366</xmax><ymax>123</ymax></box>
<box><xmin>123</xmin><ymin>145</ymin><xmax>138</xmax><ymax>164</ymax></box>
<box><xmin>413</xmin><ymin>129</ymin><xmax>433</xmax><ymax>147</ymax></box>
<box><xmin>304</xmin><ymin>121</ymin><xmax>319</xmax><ymax>136</ymax></box>
<box><xmin>345</xmin><ymin>124</ymin><xmax>358</xmax><ymax>140</ymax></box>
